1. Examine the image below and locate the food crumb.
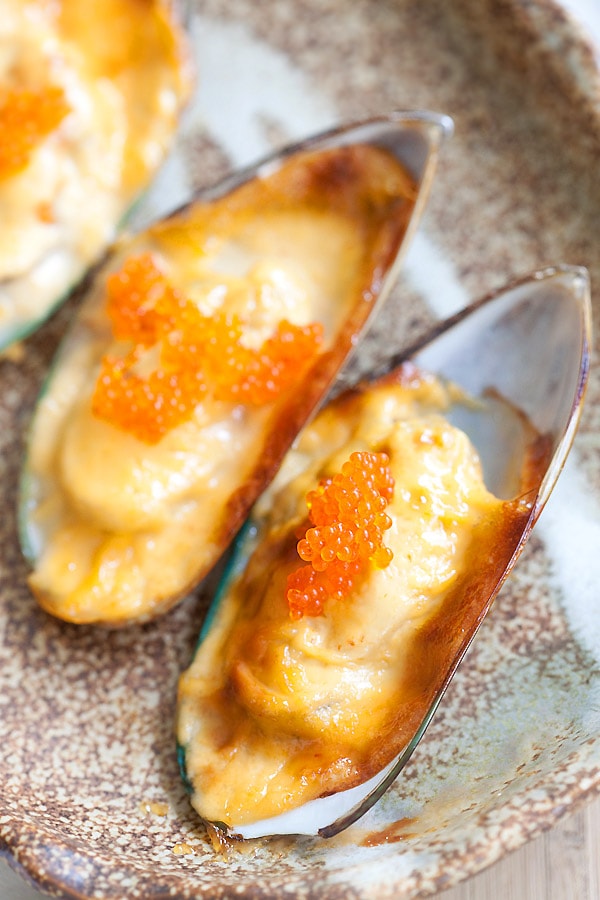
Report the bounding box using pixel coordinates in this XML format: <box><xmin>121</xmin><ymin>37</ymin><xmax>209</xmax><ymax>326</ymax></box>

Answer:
<box><xmin>0</xmin><ymin>342</ymin><xmax>25</xmax><ymax>362</ymax></box>
<box><xmin>140</xmin><ymin>800</ymin><xmax>169</xmax><ymax>817</ymax></box>
<box><xmin>172</xmin><ymin>842</ymin><xmax>194</xmax><ymax>856</ymax></box>
<box><xmin>206</xmin><ymin>822</ymin><xmax>234</xmax><ymax>856</ymax></box>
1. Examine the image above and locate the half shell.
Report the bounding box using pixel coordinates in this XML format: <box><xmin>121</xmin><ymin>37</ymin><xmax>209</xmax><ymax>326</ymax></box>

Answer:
<box><xmin>176</xmin><ymin>265</ymin><xmax>591</xmax><ymax>839</ymax></box>
<box><xmin>0</xmin><ymin>0</ymin><xmax>192</xmax><ymax>350</ymax></box>
<box><xmin>19</xmin><ymin>111</ymin><xmax>452</xmax><ymax>625</ymax></box>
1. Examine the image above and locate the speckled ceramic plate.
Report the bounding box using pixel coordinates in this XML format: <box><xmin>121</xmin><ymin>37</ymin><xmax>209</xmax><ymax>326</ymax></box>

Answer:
<box><xmin>2</xmin><ymin>1</ymin><xmax>600</xmax><ymax>897</ymax></box>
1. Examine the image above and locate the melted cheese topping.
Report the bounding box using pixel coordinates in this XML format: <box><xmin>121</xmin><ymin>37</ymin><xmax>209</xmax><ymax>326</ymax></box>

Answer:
<box><xmin>24</xmin><ymin>144</ymin><xmax>417</xmax><ymax>625</ymax></box>
<box><xmin>177</xmin><ymin>372</ymin><xmax>525</xmax><ymax>828</ymax></box>
<box><xmin>0</xmin><ymin>0</ymin><xmax>190</xmax><ymax>343</ymax></box>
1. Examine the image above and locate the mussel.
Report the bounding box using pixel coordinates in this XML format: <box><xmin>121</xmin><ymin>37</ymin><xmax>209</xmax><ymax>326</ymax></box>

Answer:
<box><xmin>176</xmin><ymin>265</ymin><xmax>591</xmax><ymax>839</ymax></box>
<box><xmin>0</xmin><ymin>0</ymin><xmax>192</xmax><ymax>350</ymax></box>
<box><xmin>19</xmin><ymin>111</ymin><xmax>452</xmax><ymax>626</ymax></box>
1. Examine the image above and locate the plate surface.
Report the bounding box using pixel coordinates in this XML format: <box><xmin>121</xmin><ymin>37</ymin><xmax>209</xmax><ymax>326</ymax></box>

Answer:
<box><xmin>2</xmin><ymin>0</ymin><xmax>600</xmax><ymax>897</ymax></box>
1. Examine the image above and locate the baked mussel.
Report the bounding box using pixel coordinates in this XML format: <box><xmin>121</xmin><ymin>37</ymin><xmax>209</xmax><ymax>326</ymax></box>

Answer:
<box><xmin>19</xmin><ymin>111</ymin><xmax>451</xmax><ymax>625</ymax></box>
<box><xmin>176</xmin><ymin>265</ymin><xmax>591</xmax><ymax>838</ymax></box>
<box><xmin>0</xmin><ymin>0</ymin><xmax>192</xmax><ymax>349</ymax></box>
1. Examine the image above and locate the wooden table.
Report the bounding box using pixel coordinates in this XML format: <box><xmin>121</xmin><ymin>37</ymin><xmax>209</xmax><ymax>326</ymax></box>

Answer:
<box><xmin>443</xmin><ymin>792</ymin><xmax>600</xmax><ymax>900</ymax></box>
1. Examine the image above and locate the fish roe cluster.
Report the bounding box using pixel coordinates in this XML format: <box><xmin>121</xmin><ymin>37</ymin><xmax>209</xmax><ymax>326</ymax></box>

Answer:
<box><xmin>91</xmin><ymin>253</ymin><xmax>324</xmax><ymax>443</ymax></box>
<box><xmin>286</xmin><ymin>450</ymin><xmax>395</xmax><ymax>618</ymax></box>
<box><xmin>0</xmin><ymin>85</ymin><xmax>70</xmax><ymax>180</ymax></box>
<box><xmin>93</xmin><ymin>352</ymin><xmax>208</xmax><ymax>445</ymax></box>
<box><xmin>104</xmin><ymin>252</ymin><xmax>176</xmax><ymax>345</ymax></box>
<box><xmin>202</xmin><ymin>318</ymin><xmax>324</xmax><ymax>405</ymax></box>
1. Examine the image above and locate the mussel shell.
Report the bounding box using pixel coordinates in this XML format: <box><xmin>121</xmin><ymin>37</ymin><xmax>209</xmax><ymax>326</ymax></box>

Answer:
<box><xmin>176</xmin><ymin>264</ymin><xmax>591</xmax><ymax>839</ymax></box>
<box><xmin>0</xmin><ymin>0</ymin><xmax>192</xmax><ymax>350</ymax></box>
<box><xmin>19</xmin><ymin>111</ymin><xmax>452</xmax><ymax>626</ymax></box>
